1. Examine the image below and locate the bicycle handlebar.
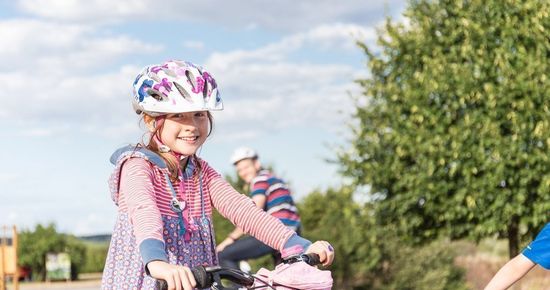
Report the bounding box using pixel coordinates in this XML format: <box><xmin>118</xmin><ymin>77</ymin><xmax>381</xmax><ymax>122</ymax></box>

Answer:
<box><xmin>155</xmin><ymin>253</ymin><xmax>321</xmax><ymax>290</ymax></box>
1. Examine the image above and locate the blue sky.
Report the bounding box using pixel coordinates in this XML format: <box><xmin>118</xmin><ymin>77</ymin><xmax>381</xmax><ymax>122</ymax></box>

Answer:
<box><xmin>0</xmin><ymin>0</ymin><xmax>407</xmax><ymax>235</ymax></box>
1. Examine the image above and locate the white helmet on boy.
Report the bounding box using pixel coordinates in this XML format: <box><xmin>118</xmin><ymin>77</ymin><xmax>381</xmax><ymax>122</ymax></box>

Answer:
<box><xmin>230</xmin><ymin>147</ymin><xmax>258</xmax><ymax>165</ymax></box>
<box><xmin>132</xmin><ymin>60</ymin><xmax>223</xmax><ymax>116</ymax></box>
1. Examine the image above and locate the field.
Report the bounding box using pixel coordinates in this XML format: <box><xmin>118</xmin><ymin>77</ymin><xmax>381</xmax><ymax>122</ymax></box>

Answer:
<box><xmin>457</xmin><ymin>239</ymin><xmax>550</xmax><ymax>290</ymax></box>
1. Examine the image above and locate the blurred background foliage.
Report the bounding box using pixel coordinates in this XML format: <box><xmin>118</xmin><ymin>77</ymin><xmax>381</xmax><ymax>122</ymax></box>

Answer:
<box><xmin>18</xmin><ymin>224</ymin><xmax>87</xmax><ymax>281</ymax></box>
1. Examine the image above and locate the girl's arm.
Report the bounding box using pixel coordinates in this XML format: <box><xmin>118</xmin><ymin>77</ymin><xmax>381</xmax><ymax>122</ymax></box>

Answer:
<box><xmin>484</xmin><ymin>254</ymin><xmax>536</xmax><ymax>290</ymax></box>
<box><xmin>206</xmin><ymin>165</ymin><xmax>334</xmax><ymax>265</ymax></box>
<box><xmin>216</xmin><ymin>194</ymin><xmax>267</xmax><ymax>252</ymax></box>
<box><xmin>120</xmin><ymin>158</ymin><xmax>166</xmax><ymax>262</ymax></box>
<box><xmin>208</xmin><ymin>174</ymin><xmax>295</xmax><ymax>250</ymax></box>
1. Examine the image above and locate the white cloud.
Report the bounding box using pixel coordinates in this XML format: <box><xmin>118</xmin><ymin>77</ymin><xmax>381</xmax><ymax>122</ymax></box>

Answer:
<box><xmin>17</xmin><ymin>0</ymin><xmax>406</xmax><ymax>32</ymax></box>
<box><xmin>1</xmin><ymin>19</ymin><xmax>373</xmax><ymax>140</ymax></box>
<box><xmin>0</xmin><ymin>18</ymin><xmax>162</xmax><ymax>134</ymax></box>
<box><xmin>0</xmin><ymin>64</ymin><xmax>148</xmax><ymax>147</ymax></box>
<box><xmin>0</xmin><ymin>19</ymin><xmax>162</xmax><ymax>72</ymax></box>
<box><xmin>183</xmin><ymin>40</ymin><xmax>205</xmax><ymax>50</ymax></box>
<box><xmin>297</xmin><ymin>23</ymin><xmax>377</xmax><ymax>50</ymax></box>
<box><xmin>19</xmin><ymin>128</ymin><xmax>56</xmax><ymax>137</ymax></box>
<box><xmin>207</xmin><ymin>23</ymin><xmax>376</xmax><ymax>69</ymax></box>
<box><xmin>202</xmin><ymin>23</ymin><xmax>373</xmax><ymax>137</ymax></box>
<box><xmin>17</xmin><ymin>0</ymin><xmax>151</xmax><ymax>24</ymax></box>
<box><xmin>213</xmin><ymin>62</ymin><xmax>359</xmax><ymax>127</ymax></box>
<box><xmin>0</xmin><ymin>173</ymin><xmax>20</xmax><ymax>183</ymax></box>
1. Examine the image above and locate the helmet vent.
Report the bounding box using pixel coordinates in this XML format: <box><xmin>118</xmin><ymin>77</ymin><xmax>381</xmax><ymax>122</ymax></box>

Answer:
<box><xmin>173</xmin><ymin>82</ymin><xmax>193</xmax><ymax>102</ymax></box>
<box><xmin>185</xmin><ymin>70</ymin><xmax>197</xmax><ymax>91</ymax></box>
<box><xmin>203</xmin><ymin>80</ymin><xmax>209</xmax><ymax>98</ymax></box>
<box><xmin>147</xmin><ymin>88</ymin><xmax>167</xmax><ymax>101</ymax></box>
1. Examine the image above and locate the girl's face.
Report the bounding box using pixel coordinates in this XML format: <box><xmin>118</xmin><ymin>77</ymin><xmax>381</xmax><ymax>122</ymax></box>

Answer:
<box><xmin>160</xmin><ymin>111</ymin><xmax>210</xmax><ymax>156</ymax></box>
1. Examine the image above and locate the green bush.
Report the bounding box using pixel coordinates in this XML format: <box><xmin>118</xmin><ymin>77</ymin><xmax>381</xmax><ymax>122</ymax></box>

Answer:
<box><xmin>299</xmin><ymin>187</ymin><xmax>379</xmax><ymax>289</ymax></box>
<box><xmin>65</xmin><ymin>236</ymin><xmax>86</xmax><ymax>280</ymax></box>
<box><xmin>81</xmin><ymin>241</ymin><xmax>109</xmax><ymax>273</ymax></box>
<box><xmin>379</xmin><ymin>239</ymin><xmax>468</xmax><ymax>290</ymax></box>
<box><xmin>299</xmin><ymin>187</ymin><xmax>468</xmax><ymax>290</ymax></box>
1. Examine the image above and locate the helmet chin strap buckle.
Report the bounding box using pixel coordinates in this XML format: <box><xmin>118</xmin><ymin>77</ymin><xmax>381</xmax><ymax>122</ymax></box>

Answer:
<box><xmin>158</xmin><ymin>144</ymin><xmax>171</xmax><ymax>153</ymax></box>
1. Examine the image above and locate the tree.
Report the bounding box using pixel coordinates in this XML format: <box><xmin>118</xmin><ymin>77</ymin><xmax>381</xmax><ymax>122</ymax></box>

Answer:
<box><xmin>339</xmin><ymin>0</ymin><xmax>550</xmax><ymax>257</ymax></box>
<box><xmin>18</xmin><ymin>224</ymin><xmax>86</xmax><ymax>281</ymax></box>
<box><xmin>65</xmin><ymin>236</ymin><xmax>86</xmax><ymax>280</ymax></box>
<box><xmin>18</xmin><ymin>224</ymin><xmax>65</xmax><ymax>281</ymax></box>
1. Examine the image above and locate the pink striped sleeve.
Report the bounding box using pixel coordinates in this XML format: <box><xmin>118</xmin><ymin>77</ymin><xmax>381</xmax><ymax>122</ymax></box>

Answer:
<box><xmin>119</xmin><ymin>158</ymin><xmax>164</xmax><ymax>245</ymax></box>
<box><xmin>203</xmin><ymin>163</ymin><xmax>294</xmax><ymax>251</ymax></box>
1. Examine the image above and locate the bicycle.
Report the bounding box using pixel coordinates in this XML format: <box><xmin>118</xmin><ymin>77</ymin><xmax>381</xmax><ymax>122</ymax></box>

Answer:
<box><xmin>155</xmin><ymin>253</ymin><xmax>332</xmax><ymax>290</ymax></box>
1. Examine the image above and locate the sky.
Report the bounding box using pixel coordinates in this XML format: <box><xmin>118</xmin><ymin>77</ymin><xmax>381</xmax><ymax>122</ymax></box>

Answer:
<box><xmin>0</xmin><ymin>0</ymin><xmax>407</xmax><ymax>235</ymax></box>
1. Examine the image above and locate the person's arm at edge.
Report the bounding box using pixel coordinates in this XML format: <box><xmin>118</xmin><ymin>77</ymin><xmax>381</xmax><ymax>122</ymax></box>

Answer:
<box><xmin>484</xmin><ymin>254</ymin><xmax>536</xmax><ymax>290</ymax></box>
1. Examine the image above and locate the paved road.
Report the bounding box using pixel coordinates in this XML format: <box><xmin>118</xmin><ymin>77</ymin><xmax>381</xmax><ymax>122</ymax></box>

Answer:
<box><xmin>18</xmin><ymin>280</ymin><xmax>100</xmax><ymax>290</ymax></box>
<box><xmin>6</xmin><ymin>273</ymin><xmax>101</xmax><ymax>290</ymax></box>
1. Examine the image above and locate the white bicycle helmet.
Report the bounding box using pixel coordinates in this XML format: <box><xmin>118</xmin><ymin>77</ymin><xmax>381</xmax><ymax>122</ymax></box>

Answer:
<box><xmin>230</xmin><ymin>147</ymin><xmax>258</xmax><ymax>164</ymax></box>
<box><xmin>132</xmin><ymin>60</ymin><xmax>223</xmax><ymax>116</ymax></box>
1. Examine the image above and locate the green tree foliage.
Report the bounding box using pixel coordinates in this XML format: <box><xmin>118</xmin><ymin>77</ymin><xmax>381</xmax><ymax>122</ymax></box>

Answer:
<box><xmin>81</xmin><ymin>241</ymin><xmax>109</xmax><ymax>273</ymax></box>
<box><xmin>299</xmin><ymin>187</ymin><xmax>377</xmax><ymax>289</ymax></box>
<box><xmin>18</xmin><ymin>224</ymin><xmax>86</xmax><ymax>281</ymax></box>
<box><xmin>65</xmin><ymin>236</ymin><xmax>86</xmax><ymax>280</ymax></box>
<box><xmin>339</xmin><ymin>0</ymin><xmax>550</xmax><ymax>257</ymax></box>
<box><xmin>298</xmin><ymin>187</ymin><xmax>467</xmax><ymax>289</ymax></box>
<box><xmin>18</xmin><ymin>224</ymin><xmax>64</xmax><ymax>281</ymax></box>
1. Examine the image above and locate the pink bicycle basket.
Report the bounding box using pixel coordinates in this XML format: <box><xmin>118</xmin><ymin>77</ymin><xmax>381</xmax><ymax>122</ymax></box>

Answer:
<box><xmin>255</xmin><ymin>261</ymin><xmax>333</xmax><ymax>290</ymax></box>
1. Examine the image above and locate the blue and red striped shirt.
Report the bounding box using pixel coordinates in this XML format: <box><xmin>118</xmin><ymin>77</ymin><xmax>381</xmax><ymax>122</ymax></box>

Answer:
<box><xmin>250</xmin><ymin>169</ymin><xmax>301</xmax><ymax>230</ymax></box>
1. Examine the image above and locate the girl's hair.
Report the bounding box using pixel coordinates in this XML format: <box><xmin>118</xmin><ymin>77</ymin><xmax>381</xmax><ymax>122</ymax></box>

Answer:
<box><xmin>141</xmin><ymin>112</ymin><xmax>214</xmax><ymax>181</ymax></box>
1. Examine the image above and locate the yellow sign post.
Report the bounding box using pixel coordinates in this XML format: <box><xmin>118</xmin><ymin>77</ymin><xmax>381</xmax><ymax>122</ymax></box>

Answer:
<box><xmin>0</xmin><ymin>226</ymin><xmax>18</xmax><ymax>290</ymax></box>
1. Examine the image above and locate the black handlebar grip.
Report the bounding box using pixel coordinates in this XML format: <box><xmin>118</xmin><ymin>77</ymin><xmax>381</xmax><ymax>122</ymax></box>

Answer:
<box><xmin>155</xmin><ymin>279</ymin><xmax>168</xmax><ymax>290</ymax></box>
<box><xmin>305</xmin><ymin>253</ymin><xmax>321</xmax><ymax>266</ymax></box>
<box><xmin>191</xmin><ymin>265</ymin><xmax>211</xmax><ymax>289</ymax></box>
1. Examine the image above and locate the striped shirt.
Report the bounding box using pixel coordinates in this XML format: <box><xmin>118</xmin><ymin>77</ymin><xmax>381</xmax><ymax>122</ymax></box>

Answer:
<box><xmin>250</xmin><ymin>170</ymin><xmax>301</xmax><ymax>230</ymax></box>
<box><xmin>110</xmin><ymin>154</ymin><xmax>295</xmax><ymax>254</ymax></box>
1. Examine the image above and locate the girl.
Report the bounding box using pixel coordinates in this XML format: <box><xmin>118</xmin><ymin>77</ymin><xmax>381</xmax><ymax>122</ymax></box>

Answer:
<box><xmin>101</xmin><ymin>60</ymin><xmax>334</xmax><ymax>290</ymax></box>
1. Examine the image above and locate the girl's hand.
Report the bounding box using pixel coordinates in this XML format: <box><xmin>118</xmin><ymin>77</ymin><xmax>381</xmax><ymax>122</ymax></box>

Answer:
<box><xmin>305</xmin><ymin>240</ymin><xmax>335</xmax><ymax>266</ymax></box>
<box><xmin>215</xmin><ymin>237</ymin><xmax>235</xmax><ymax>252</ymax></box>
<box><xmin>147</xmin><ymin>260</ymin><xmax>196</xmax><ymax>290</ymax></box>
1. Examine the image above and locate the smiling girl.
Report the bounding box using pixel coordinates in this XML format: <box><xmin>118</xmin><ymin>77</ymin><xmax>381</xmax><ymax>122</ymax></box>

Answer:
<box><xmin>101</xmin><ymin>60</ymin><xmax>334</xmax><ymax>290</ymax></box>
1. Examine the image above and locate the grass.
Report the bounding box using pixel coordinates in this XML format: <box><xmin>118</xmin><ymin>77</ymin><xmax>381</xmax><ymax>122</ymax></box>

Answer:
<box><xmin>454</xmin><ymin>238</ymin><xmax>550</xmax><ymax>290</ymax></box>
